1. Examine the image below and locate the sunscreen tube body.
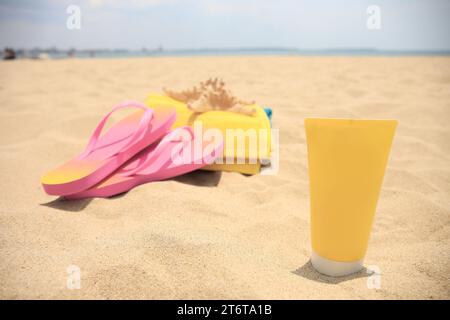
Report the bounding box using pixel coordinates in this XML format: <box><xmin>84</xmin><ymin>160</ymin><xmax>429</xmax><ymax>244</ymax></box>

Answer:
<box><xmin>305</xmin><ymin>118</ymin><xmax>397</xmax><ymax>276</ymax></box>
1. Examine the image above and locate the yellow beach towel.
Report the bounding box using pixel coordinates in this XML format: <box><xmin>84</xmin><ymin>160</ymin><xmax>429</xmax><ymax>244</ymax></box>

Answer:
<box><xmin>145</xmin><ymin>94</ymin><xmax>272</xmax><ymax>175</ymax></box>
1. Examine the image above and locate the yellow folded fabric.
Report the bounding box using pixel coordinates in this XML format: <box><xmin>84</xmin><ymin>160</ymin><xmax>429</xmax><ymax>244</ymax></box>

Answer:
<box><xmin>145</xmin><ymin>94</ymin><xmax>271</xmax><ymax>174</ymax></box>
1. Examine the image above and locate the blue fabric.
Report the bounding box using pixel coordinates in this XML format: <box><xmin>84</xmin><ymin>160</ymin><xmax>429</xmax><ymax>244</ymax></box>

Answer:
<box><xmin>263</xmin><ymin>107</ymin><xmax>272</xmax><ymax>125</ymax></box>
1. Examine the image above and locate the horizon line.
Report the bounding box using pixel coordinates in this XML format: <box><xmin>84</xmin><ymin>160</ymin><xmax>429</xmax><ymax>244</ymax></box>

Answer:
<box><xmin>3</xmin><ymin>46</ymin><xmax>450</xmax><ymax>53</ymax></box>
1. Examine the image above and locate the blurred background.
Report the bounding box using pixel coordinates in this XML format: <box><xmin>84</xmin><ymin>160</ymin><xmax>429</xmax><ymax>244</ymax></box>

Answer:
<box><xmin>1</xmin><ymin>0</ymin><xmax>450</xmax><ymax>59</ymax></box>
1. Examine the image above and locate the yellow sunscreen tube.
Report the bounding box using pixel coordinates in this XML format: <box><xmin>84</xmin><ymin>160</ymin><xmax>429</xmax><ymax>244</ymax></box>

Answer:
<box><xmin>305</xmin><ymin>118</ymin><xmax>397</xmax><ymax>276</ymax></box>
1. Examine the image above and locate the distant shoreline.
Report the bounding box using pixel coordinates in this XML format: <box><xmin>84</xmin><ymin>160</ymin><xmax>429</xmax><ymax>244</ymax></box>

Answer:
<box><xmin>3</xmin><ymin>47</ymin><xmax>450</xmax><ymax>60</ymax></box>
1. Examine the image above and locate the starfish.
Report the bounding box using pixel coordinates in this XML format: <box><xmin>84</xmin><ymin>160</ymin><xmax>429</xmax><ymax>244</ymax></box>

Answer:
<box><xmin>163</xmin><ymin>78</ymin><xmax>256</xmax><ymax>116</ymax></box>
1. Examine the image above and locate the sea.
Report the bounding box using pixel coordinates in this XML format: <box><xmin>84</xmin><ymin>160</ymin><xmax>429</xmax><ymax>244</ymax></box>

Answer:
<box><xmin>9</xmin><ymin>48</ymin><xmax>450</xmax><ymax>60</ymax></box>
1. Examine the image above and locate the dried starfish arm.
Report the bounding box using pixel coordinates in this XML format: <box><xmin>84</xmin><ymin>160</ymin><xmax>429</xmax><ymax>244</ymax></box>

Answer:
<box><xmin>229</xmin><ymin>103</ymin><xmax>257</xmax><ymax>116</ymax></box>
<box><xmin>163</xmin><ymin>87</ymin><xmax>202</xmax><ymax>103</ymax></box>
<box><xmin>188</xmin><ymin>95</ymin><xmax>211</xmax><ymax>113</ymax></box>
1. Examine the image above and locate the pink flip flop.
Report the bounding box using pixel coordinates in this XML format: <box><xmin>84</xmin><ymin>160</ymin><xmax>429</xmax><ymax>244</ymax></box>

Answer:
<box><xmin>66</xmin><ymin>126</ymin><xmax>224</xmax><ymax>199</ymax></box>
<box><xmin>41</xmin><ymin>101</ymin><xmax>176</xmax><ymax>196</ymax></box>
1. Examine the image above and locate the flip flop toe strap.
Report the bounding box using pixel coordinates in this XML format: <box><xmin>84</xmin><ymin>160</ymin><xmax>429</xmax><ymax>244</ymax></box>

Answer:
<box><xmin>121</xmin><ymin>126</ymin><xmax>194</xmax><ymax>177</ymax></box>
<box><xmin>78</xmin><ymin>101</ymin><xmax>153</xmax><ymax>159</ymax></box>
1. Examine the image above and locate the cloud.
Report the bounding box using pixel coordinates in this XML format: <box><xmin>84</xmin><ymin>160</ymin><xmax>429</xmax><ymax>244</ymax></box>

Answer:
<box><xmin>200</xmin><ymin>1</ymin><xmax>255</xmax><ymax>15</ymax></box>
<box><xmin>88</xmin><ymin>0</ymin><xmax>104</xmax><ymax>7</ymax></box>
<box><xmin>88</xmin><ymin>0</ymin><xmax>176</xmax><ymax>8</ymax></box>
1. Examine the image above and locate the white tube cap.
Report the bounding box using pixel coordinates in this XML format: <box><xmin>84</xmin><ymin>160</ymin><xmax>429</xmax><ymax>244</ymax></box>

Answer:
<box><xmin>311</xmin><ymin>251</ymin><xmax>363</xmax><ymax>277</ymax></box>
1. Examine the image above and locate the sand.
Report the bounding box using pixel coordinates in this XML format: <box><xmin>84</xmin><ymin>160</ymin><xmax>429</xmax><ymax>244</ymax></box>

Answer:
<box><xmin>0</xmin><ymin>56</ymin><xmax>449</xmax><ymax>299</ymax></box>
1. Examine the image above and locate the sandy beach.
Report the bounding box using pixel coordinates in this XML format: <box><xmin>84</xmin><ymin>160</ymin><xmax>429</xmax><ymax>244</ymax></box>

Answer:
<box><xmin>0</xmin><ymin>56</ymin><xmax>449</xmax><ymax>299</ymax></box>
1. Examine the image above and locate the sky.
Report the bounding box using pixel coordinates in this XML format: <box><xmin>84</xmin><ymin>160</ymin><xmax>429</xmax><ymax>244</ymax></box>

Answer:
<box><xmin>0</xmin><ymin>0</ymin><xmax>449</xmax><ymax>51</ymax></box>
